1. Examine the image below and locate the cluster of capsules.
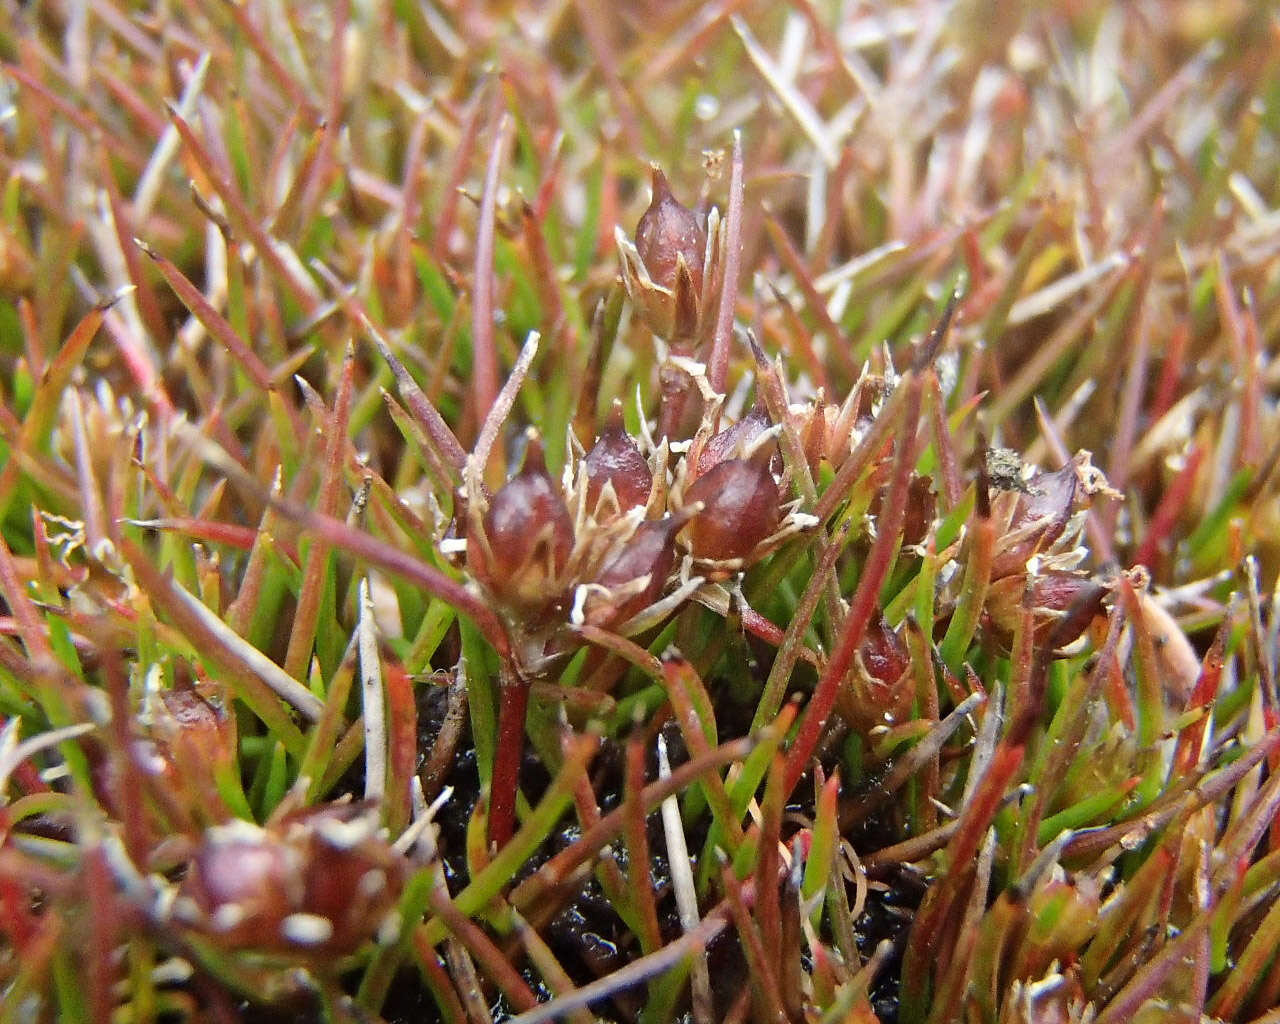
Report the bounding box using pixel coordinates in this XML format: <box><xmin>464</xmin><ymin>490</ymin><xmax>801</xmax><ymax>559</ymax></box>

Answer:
<box><xmin>453</xmin><ymin>395</ymin><xmax>819</xmax><ymax>669</ymax></box>
<box><xmin>446</xmin><ymin>165</ymin><xmax>842</xmax><ymax>669</ymax></box>
<box><xmin>449</xmin><ymin>164</ymin><xmax>1115</xmax><ymax>678</ymax></box>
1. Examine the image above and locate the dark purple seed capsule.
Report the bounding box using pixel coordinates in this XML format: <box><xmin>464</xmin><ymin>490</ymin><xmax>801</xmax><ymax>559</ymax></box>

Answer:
<box><xmin>470</xmin><ymin>436</ymin><xmax>574</xmax><ymax>611</ymax></box>
<box><xmin>682</xmin><ymin>457</ymin><xmax>780</xmax><ymax>561</ymax></box>
<box><xmin>584</xmin><ymin>404</ymin><xmax>652</xmax><ymax>514</ymax></box>
<box><xmin>903</xmin><ymin>475</ymin><xmax>936</xmax><ymax>548</ymax></box>
<box><xmin>695</xmin><ymin>401</ymin><xmax>774</xmax><ymax>478</ymax></box>
<box><xmin>861</xmin><ymin>611</ymin><xmax>911</xmax><ymax>688</ymax></box>
<box><xmin>635</xmin><ymin>166</ymin><xmax>705</xmax><ymax>294</ymax></box>
<box><xmin>182</xmin><ymin>830</ymin><xmax>292</xmax><ymax>947</ymax></box>
<box><xmin>586</xmin><ymin>517</ymin><xmax>685</xmax><ymax>627</ymax></box>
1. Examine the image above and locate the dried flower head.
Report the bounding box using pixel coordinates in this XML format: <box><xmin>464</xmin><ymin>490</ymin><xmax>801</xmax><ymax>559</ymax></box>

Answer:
<box><xmin>149</xmin><ymin>685</ymin><xmax>238</xmax><ymax>822</ymax></box>
<box><xmin>152</xmin><ymin>687</ymin><xmax>236</xmax><ymax>775</ymax></box>
<box><xmin>989</xmin><ymin>459</ymin><xmax>1084</xmax><ymax>580</ymax></box>
<box><xmin>176</xmin><ymin>808</ymin><xmax>405</xmax><ymax>955</ymax></box>
<box><xmin>797</xmin><ymin>374</ymin><xmax>889</xmax><ymax>473</ymax></box>
<box><xmin>975</xmin><ymin>452</ymin><xmax>1115</xmax><ymax>655</ymax></box>
<box><xmin>984</xmin><ymin>570</ymin><xmax>1108</xmax><ymax>652</ymax></box>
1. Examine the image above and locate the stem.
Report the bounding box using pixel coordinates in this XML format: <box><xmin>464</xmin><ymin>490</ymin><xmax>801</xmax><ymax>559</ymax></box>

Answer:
<box><xmin>488</xmin><ymin>662</ymin><xmax>531</xmax><ymax>849</ymax></box>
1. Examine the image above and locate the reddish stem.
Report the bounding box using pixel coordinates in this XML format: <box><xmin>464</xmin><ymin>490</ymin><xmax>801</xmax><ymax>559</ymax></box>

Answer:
<box><xmin>754</xmin><ymin>751</ymin><xmax>786</xmax><ymax>968</ymax></box>
<box><xmin>163</xmin><ymin>107</ymin><xmax>317</xmax><ymax>310</ymax></box>
<box><xmin>126</xmin><ymin>518</ymin><xmax>298</xmax><ymax>561</ymax></box>
<box><xmin>570</xmin><ymin>0</ymin><xmax>645</xmax><ymax>154</ymax></box>
<box><xmin>85</xmin><ymin>847</ymin><xmax>118</xmax><ymax>1024</ymax></box>
<box><xmin>99</xmin><ymin>648</ymin><xmax>149</xmax><ymax>867</ymax></box>
<box><xmin>428</xmin><ymin>884</ymin><xmax>540</xmax><ymax>1012</ymax></box>
<box><xmin>929</xmin><ymin>370</ymin><xmax>964</xmax><ymax>509</ymax></box>
<box><xmin>487</xmin><ymin>667</ymin><xmax>530</xmax><ymax>850</ymax></box>
<box><xmin>511</xmin><ymin>734</ymin><xmax>759</xmax><ymax>915</ymax></box>
<box><xmin>283</xmin><ymin>345</ymin><xmax>356</xmax><ymax>680</ymax></box>
<box><xmin>297</xmin><ymin>0</ymin><xmax>348</xmax><ymax>222</ymax></box>
<box><xmin>521</xmin><ymin>199</ymin><xmax>566</xmax><ymax>342</ymax></box>
<box><xmin>762</xmin><ymin>214</ymin><xmax>855</xmax><ymax>381</ymax></box>
<box><xmin>384</xmin><ymin>660</ymin><xmax>419</xmax><ymax>836</ymax></box>
<box><xmin>1150</xmin><ymin>320</ymin><xmax>1189</xmax><ymax>422</ymax></box>
<box><xmin>0</xmin><ymin>532</ymin><xmax>55</xmax><ymax>663</ymax></box>
<box><xmin>411</xmin><ymin>932</ymin><xmax>471</xmax><ymax>1024</ymax></box>
<box><xmin>434</xmin><ymin>84</ymin><xmax>490</xmax><ymax>262</ymax></box>
<box><xmin>1172</xmin><ymin>618</ymin><xmax>1229</xmax><ymax>775</ymax></box>
<box><xmin>721</xmin><ymin>859</ymin><xmax>788</xmax><ymax>1022</ymax></box>
<box><xmin>222</xmin><ymin>2</ymin><xmax>321</xmax><ymax>125</ymax></box>
<box><xmin>899</xmin><ymin>742</ymin><xmax>1026</xmax><ymax>1017</ymax></box>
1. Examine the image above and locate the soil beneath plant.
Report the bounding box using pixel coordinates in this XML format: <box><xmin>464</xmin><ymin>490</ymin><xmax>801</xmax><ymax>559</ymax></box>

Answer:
<box><xmin>367</xmin><ymin>676</ymin><xmax>924</xmax><ymax>1022</ymax></box>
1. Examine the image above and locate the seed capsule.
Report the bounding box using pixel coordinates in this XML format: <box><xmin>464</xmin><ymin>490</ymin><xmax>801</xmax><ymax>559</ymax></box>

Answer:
<box><xmin>842</xmin><ymin>612</ymin><xmax>914</xmax><ymax>733</ymax></box>
<box><xmin>584</xmin><ymin>403</ymin><xmax>652</xmax><ymax>516</ymax></box>
<box><xmin>469</xmin><ymin>435</ymin><xmax>574</xmax><ymax>614</ymax></box>
<box><xmin>615</xmin><ymin>166</ymin><xmax>722</xmax><ymax>342</ymax></box>
<box><xmin>635</xmin><ymin>167</ymin><xmax>706</xmax><ymax>295</ymax></box>
<box><xmin>861</xmin><ymin>611</ymin><xmax>911</xmax><ymax>688</ymax></box>
<box><xmin>694</xmin><ymin>401</ymin><xmax>775</xmax><ymax>478</ymax></box>
<box><xmin>903</xmin><ymin>476</ymin><xmax>936</xmax><ymax>548</ymax></box>
<box><xmin>584</xmin><ymin>516</ymin><xmax>684</xmax><ymax>627</ymax></box>
<box><xmin>181</xmin><ymin>825</ymin><xmax>294</xmax><ymax>948</ymax></box>
<box><xmin>681</xmin><ymin>456</ymin><xmax>780</xmax><ymax>562</ymax></box>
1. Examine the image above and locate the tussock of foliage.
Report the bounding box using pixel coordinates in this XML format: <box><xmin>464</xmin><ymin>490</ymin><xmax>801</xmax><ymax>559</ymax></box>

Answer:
<box><xmin>1</xmin><ymin>2</ymin><xmax>1279</xmax><ymax>1022</ymax></box>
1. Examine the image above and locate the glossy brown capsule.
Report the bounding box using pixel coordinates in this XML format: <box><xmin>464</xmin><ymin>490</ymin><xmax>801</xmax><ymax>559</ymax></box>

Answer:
<box><xmin>469</xmin><ymin>436</ymin><xmax>575</xmax><ymax>614</ymax></box>
<box><xmin>860</xmin><ymin>611</ymin><xmax>911</xmax><ymax>689</ymax></box>
<box><xmin>181</xmin><ymin>827</ymin><xmax>294</xmax><ymax>948</ymax></box>
<box><xmin>615</xmin><ymin>166</ymin><xmax>722</xmax><ymax>343</ymax></box>
<box><xmin>584</xmin><ymin>516</ymin><xmax>684</xmax><ymax>627</ymax></box>
<box><xmin>635</xmin><ymin>167</ymin><xmax>706</xmax><ymax>295</ymax></box>
<box><xmin>681</xmin><ymin>456</ymin><xmax>780</xmax><ymax>562</ymax></box>
<box><xmin>584</xmin><ymin>403</ymin><xmax>652</xmax><ymax>516</ymax></box>
<box><xmin>694</xmin><ymin>401</ymin><xmax>775</xmax><ymax>479</ymax></box>
<box><xmin>841</xmin><ymin>611</ymin><xmax>914</xmax><ymax>733</ymax></box>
